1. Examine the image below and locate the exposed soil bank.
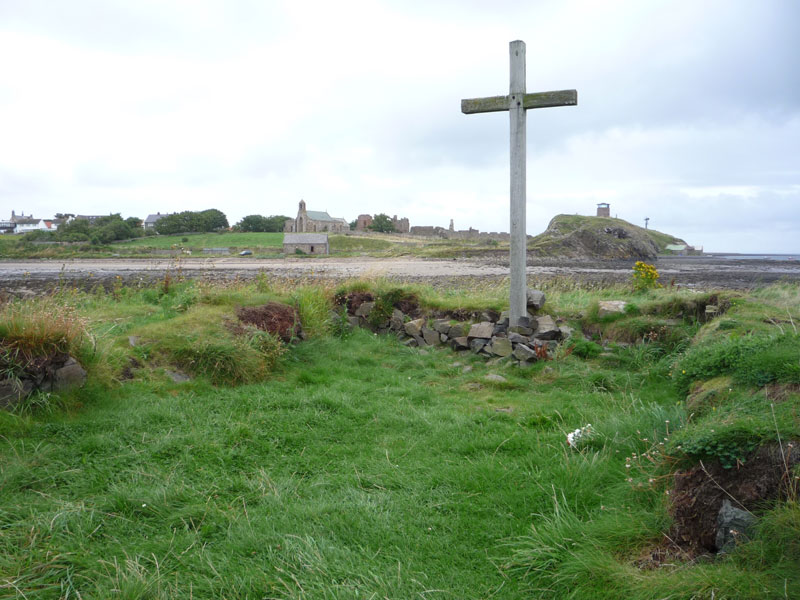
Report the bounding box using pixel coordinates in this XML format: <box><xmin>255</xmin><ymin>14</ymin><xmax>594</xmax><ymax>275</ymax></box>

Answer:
<box><xmin>1</xmin><ymin>255</ymin><xmax>799</xmax><ymax>295</ymax></box>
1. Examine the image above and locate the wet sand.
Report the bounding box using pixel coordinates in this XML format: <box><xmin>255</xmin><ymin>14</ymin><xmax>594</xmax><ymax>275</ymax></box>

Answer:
<box><xmin>1</xmin><ymin>255</ymin><xmax>798</xmax><ymax>295</ymax></box>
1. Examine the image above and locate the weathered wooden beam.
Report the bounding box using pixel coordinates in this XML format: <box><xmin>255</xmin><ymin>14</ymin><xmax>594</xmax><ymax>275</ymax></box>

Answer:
<box><xmin>508</xmin><ymin>40</ymin><xmax>527</xmax><ymax>327</ymax></box>
<box><xmin>522</xmin><ymin>89</ymin><xmax>577</xmax><ymax>110</ymax></box>
<box><xmin>461</xmin><ymin>89</ymin><xmax>577</xmax><ymax>114</ymax></box>
<box><xmin>461</xmin><ymin>95</ymin><xmax>509</xmax><ymax>114</ymax></box>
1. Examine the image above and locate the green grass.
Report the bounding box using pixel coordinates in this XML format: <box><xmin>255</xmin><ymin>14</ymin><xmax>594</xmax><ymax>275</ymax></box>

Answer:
<box><xmin>1</xmin><ymin>281</ymin><xmax>799</xmax><ymax>598</ymax></box>
<box><xmin>116</xmin><ymin>231</ymin><xmax>284</xmax><ymax>251</ymax></box>
<box><xmin>329</xmin><ymin>235</ymin><xmax>393</xmax><ymax>252</ymax></box>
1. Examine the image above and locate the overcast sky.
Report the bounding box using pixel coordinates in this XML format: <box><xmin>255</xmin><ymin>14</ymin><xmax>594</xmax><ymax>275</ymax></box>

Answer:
<box><xmin>1</xmin><ymin>0</ymin><xmax>798</xmax><ymax>252</ymax></box>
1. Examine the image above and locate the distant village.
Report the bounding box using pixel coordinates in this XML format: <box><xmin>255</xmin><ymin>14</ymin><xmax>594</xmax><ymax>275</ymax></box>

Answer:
<box><xmin>1</xmin><ymin>201</ymin><xmax>699</xmax><ymax>255</ymax></box>
<box><xmin>0</xmin><ymin>200</ymin><xmax>508</xmax><ymax>241</ymax></box>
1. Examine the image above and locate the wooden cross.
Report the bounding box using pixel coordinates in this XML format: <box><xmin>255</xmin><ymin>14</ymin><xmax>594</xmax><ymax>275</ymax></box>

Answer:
<box><xmin>462</xmin><ymin>40</ymin><xmax>577</xmax><ymax>326</ymax></box>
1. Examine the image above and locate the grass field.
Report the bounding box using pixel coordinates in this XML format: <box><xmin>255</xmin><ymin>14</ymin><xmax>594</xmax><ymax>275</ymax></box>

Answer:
<box><xmin>1</xmin><ymin>279</ymin><xmax>798</xmax><ymax>598</ymax></box>
<box><xmin>116</xmin><ymin>231</ymin><xmax>285</xmax><ymax>250</ymax></box>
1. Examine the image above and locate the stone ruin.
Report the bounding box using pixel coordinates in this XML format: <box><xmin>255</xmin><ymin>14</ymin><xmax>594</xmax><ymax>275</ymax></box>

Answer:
<box><xmin>0</xmin><ymin>355</ymin><xmax>87</xmax><ymax>409</ymax></box>
<box><xmin>354</xmin><ymin>214</ymin><xmax>410</xmax><ymax>233</ymax></box>
<box><xmin>340</xmin><ymin>288</ymin><xmax>572</xmax><ymax>364</ymax></box>
<box><xmin>409</xmin><ymin>222</ymin><xmax>510</xmax><ymax>242</ymax></box>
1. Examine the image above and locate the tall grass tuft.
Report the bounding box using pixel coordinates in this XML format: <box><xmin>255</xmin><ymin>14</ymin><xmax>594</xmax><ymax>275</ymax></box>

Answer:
<box><xmin>0</xmin><ymin>298</ymin><xmax>88</xmax><ymax>371</ymax></box>
<box><xmin>291</xmin><ymin>286</ymin><xmax>332</xmax><ymax>337</ymax></box>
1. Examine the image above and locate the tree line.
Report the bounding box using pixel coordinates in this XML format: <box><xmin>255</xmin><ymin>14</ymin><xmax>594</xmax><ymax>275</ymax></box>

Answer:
<box><xmin>20</xmin><ymin>209</ymin><xmax>398</xmax><ymax>244</ymax></box>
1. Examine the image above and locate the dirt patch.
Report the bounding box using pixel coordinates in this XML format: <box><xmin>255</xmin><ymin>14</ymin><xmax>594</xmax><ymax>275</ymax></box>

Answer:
<box><xmin>336</xmin><ymin>292</ymin><xmax>374</xmax><ymax>315</ymax></box>
<box><xmin>764</xmin><ymin>383</ymin><xmax>800</xmax><ymax>403</ymax></box>
<box><xmin>235</xmin><ymin>302</ymin><xmax>301</xmax><ymax>342</ymax></box>
<box><xmin>667</xmin><ymin>444</ymin><xmax>799</xmax><ymax>557</ymax></box>
<box><xmin>393</xmin><ymin>296</ymin><xmax>420</xmax><ymax>316</ymax></box>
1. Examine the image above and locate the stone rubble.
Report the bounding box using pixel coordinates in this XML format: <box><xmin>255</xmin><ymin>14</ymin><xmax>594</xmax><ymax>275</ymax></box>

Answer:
<box><xmin>342</xmin><ymin>287</ymin><xmax>567</xmax><ymax>366</ymax></box>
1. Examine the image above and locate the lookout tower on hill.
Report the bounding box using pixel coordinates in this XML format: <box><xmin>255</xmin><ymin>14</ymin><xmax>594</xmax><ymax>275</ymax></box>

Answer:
<box><xmin>596</xmin><ymin>202</ymin><xmax>610</xmax><ymax>217</ymax></box>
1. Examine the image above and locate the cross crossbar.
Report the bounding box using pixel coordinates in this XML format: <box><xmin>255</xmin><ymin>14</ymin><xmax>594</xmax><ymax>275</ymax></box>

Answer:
<box><xmin>461</xmin><ymin>89</ymin><xmax>577</xmax><ymax>115</ymax></box>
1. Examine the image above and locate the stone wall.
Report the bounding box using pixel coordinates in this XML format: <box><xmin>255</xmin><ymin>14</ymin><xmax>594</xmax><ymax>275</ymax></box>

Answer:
<box><xmin>409</xmin><ymin>225</ymin><xmax>509</xmax><ymax>241</ymax></box>
<box><xmin>339</xmin><ymin>288</ymin><xmax>573</xmax><ymax>365</ymax></box>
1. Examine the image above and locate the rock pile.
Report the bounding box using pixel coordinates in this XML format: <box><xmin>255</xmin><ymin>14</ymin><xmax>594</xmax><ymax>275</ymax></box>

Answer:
<box><xmin>0</xmin><ymin>355</ymin><xmax>87</xmax><ymax>409</ymax></box>
<box><xmin>343</xmin><ymin>288</ymin><xmax>573</xmax><ymax>364</ymax></box>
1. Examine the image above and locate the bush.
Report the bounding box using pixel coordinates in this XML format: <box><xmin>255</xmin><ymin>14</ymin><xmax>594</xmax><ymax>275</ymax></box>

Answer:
<box><xmin>631</xmin><ymin>261</ymin><xmax>661</xmax><ymax>291</ymax></box>
<box><xmin>570</xmin><ymin>339</ymin><xmax>602</xmax><ymax>359</ymax></box>
<box><xmin>670</xmin><ymin>425</ymin><xmax>761</xmax><ymax>468</ymax></box>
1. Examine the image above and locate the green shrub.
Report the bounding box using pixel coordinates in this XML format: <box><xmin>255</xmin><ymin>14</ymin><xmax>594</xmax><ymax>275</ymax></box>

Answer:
<box><xmin>670</xmin><ymin>425</ymin><xmax>761</xmax><ymax>469</ymax></box>
<box><xmin>631</xmin><ymin>261</ymin><xmax>661</xmax><ymax>291</ymax></box>
<box><xmin>571</xmin><ymin>339</ymin><xmax>602</xmax><ymax>359</ymax></box>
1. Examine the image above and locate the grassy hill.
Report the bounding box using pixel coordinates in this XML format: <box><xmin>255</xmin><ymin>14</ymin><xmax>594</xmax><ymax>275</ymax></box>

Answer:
<box><xmin>529</xmin><ymin>214</ymin><xmax>688</xmax><ymax>259</ymax></box>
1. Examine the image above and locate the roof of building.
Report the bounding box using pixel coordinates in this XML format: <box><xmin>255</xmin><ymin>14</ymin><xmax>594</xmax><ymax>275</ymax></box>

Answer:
<box><xmin>305</xmin><ymin>210</ymin><xmax>335</xmax><ymax>222</ymax></box>
<box><xmin>14</xmin><ymin>218</ymin><xmax>41</xmax><ymax>225</ymax></box>
<box><xmin>144</xmin><ymin>213</ymin><xmax>168</xmax><ymax>224</ymax></box>
<box><xmin>666</xmin><ymin>244</ymin><xmax>687</xmax><ymax>251</ymax></box>
<box><xmin>284</xmin><ymin>233</ymin><xmax>328</xmax><ymax>245</ymax></box>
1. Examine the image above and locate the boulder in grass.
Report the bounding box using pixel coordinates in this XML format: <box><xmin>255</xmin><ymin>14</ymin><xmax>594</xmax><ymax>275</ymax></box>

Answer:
<box><xmin>52</xmin><ymin>358</ymin><xmax>87</xmax><ymax>392</ymax></box>
<box><xmin>597</xmin><ymin>300</ymin><xmax>627</xmax><ymax>317</ymax></box>
<box><xmin>526</xmin><ymin>289</ymin><xmax>546</xmax><ymax>310</ymax></box>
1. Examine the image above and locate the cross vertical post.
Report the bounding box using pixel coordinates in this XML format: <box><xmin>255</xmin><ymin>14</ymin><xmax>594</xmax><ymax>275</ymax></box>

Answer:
<box><xmin>509</xmin><ymin>40</ymin><xmax>527</xmax><ymax>327</ymax></box>
<box><xmin>461</xmin><ymin>40</ymin><xmax>577</xmax><ymax>327</ymax></box>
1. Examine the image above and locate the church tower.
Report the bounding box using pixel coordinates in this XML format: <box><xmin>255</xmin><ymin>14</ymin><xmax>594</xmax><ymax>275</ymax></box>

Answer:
<box><xmin>296</xmin><ymin>199</ymin><xmax>308</xmax><ymax>232</ymax></box>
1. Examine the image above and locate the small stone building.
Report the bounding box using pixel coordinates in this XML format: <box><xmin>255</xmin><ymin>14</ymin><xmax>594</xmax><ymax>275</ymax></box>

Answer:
<box><xmin>283</xmin><ymin>233</ymin><xmax>329</xmax><ymax>255</ymax></box>
<box><xmin>596</xmin><ymin>203</ymin><xmax>610</xmax><ymax>217</ymax></box>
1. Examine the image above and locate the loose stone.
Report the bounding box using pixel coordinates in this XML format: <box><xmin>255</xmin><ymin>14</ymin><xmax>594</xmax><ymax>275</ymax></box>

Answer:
<box><xmin>467</xmin><ymin>322</ymin><xmax>494</xmax><ymax>339</ymax></box>
<box><xmin>404</xmin><ymin>318</ymin><xmax>425</xmax><ymax>337</ymax></box>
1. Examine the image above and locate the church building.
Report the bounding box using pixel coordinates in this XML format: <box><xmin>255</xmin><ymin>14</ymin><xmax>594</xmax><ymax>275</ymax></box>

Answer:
<box><xmin>284</xmin><ymin>200</ymin><xmax>349</xmax><ymax>233</ymax></box>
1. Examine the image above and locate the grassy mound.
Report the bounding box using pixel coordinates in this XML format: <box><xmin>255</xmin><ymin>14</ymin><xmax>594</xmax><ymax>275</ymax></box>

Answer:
<box><xmin>529</xmin><ymin>214</ymin><xmax>688</xmax><ymax>259</ymax></box>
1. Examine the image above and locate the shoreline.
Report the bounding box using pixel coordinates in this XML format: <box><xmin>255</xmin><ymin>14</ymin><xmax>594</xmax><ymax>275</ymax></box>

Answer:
<box><xmin>2</xmin><ymin>255</ymin><xmax>799</xmax><ymax>296</ymax></box>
